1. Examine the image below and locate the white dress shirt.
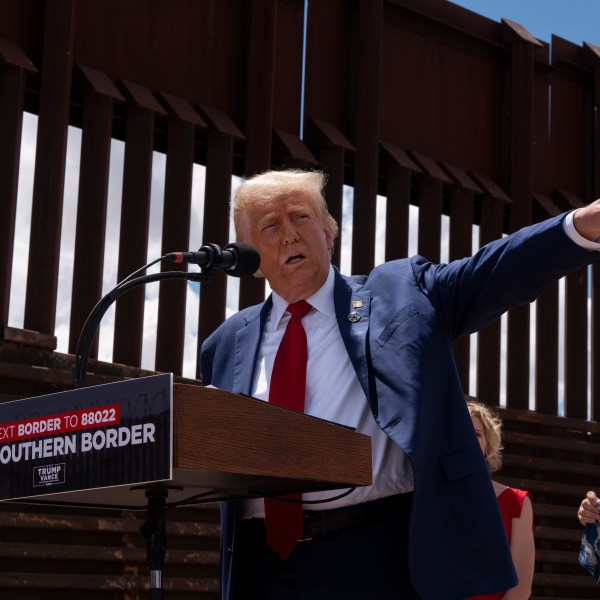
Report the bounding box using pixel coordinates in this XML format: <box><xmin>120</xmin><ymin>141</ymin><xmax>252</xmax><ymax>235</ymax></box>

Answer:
<box><xmin>564</xmin><ymin>209</ymin><xmax>600</xmax><ymax>248</ymax></box>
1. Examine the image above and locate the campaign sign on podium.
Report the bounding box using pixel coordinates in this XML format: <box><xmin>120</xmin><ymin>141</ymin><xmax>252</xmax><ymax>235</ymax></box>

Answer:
<box><xmin>0</xmin><ymin>373</ymin><xmax>172</xmax><ymax>502</ymax></box>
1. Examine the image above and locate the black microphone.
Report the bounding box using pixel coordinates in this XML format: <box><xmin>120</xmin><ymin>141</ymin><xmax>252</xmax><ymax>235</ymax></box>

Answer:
<box><xmin>165</xmin><ymin>242</ymin><xmax>260</xmax><ymax>277</ymax></box>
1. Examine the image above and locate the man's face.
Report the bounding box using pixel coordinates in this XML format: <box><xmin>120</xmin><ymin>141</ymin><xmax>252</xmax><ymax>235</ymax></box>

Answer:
<box><xmin>242</xmin><ymin>192</ymin><xmax>334</xmax><ymax>303</ymax></box>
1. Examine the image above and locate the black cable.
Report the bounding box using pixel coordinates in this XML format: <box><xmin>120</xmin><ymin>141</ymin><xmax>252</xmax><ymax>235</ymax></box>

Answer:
<box><xmin>164</xmin><ymin>490</ymin><xmax>224</xmax><ymax>510</ymax></box>
<box><xmin>261</xmin><ymin>487</ymin><xmax>357</xmax><ymax>505</ymax></box>
<box><xmin>164</xmin><ymin>486</ymin><xmax>358</xmax><ymax>510</ymax></box>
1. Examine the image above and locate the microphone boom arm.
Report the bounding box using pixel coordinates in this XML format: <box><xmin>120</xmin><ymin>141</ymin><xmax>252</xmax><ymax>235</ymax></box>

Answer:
<box><xmin>72</xmin><ymin>269</ymin><xmax>212</xmax><ymax>389</ymax></box>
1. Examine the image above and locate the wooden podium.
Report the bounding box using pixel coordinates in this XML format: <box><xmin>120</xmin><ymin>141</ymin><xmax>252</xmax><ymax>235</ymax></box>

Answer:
<box><xmin>0</xmin><ymin>376</ymin><xmax>372</xmax><ymax>509</ymax></box>
<box><xmin>0</xmin><ymin>376</ymin><xmax>372</xmax><ymax>597</ymax></box>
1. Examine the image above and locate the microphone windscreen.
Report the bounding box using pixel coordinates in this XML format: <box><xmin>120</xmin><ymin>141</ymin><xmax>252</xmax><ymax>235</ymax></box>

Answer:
<box><xmin>224</xmin><ymin>243</ymin><xmax>261</xmax><ymax>277</ymax></box>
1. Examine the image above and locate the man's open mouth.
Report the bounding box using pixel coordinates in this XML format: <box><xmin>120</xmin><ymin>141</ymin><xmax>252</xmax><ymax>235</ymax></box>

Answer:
<box><xmin>286</xmin><ymin>253</ymin><xmax>304</xmax><ymax>264</ymax></box>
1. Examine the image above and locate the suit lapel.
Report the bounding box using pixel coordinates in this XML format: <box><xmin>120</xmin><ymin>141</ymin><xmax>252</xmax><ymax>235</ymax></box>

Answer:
<box><xmin>333</xmin><ymin>271</ymin><xmax>372</xmax><ymax>404</ymax></box>
<box><xmin>232</xmin><ymin>299</ymin><xmax>271</xmax><ymax>394</ymax></box>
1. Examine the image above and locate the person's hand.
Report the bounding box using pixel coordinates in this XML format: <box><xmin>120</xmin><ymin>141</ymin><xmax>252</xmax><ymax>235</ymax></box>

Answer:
<box><xmin>578</xmin><ymin>491</ymin><xmax>600</xmax><ymax>525</ymax></box>
<box><xmin>572</xmin><ymin>200</ymin><xmax>600</xmax><ymax>242</ymax></box>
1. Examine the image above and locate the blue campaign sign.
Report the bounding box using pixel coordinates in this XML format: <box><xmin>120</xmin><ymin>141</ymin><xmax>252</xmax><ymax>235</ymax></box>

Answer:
<box><xmin>0</xmin><ymin>374</ymin><xmax>172</xmax><ymax>503</ymax></box>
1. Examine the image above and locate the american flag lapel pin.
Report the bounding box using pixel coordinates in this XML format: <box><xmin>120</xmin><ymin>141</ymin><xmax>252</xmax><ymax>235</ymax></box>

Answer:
<box><xmin>349</xmin><ymin>299</ymin><xmax>363</xmax><ymax>322</ymax></box>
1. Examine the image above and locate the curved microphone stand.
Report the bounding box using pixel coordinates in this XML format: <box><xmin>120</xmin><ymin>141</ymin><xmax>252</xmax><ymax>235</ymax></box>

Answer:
<box><xmin>72</xmin><ymin>266</ymin><xmax>211</xmax><ymax>389</ymax></box>
<box><xmin>72</xmin><ymin>241</ymin><xmax>259</xmax><ymax>390</ymax></box>
<box><xmin>70</xmin><ymin>243</ymin><xmax>259</xmax><ymax>598</ymax></box>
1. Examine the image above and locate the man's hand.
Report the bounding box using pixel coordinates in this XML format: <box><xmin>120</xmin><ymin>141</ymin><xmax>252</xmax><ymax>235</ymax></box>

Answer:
<box><xmin>573</xmin><ymin>200</ymin><xmax>600</xmax><ymax>242</ymax></box>
<box><xmin>578</xmin><ymin>490</ymin><xmax>600</xmax><ymax>525</ymax></box>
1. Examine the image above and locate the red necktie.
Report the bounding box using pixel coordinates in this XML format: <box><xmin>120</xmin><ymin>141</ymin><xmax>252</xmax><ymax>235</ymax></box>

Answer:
<box><xmin>264</xmin><ymin>300</ymin><xmax>312</xmax><ymax>559</ymax></box>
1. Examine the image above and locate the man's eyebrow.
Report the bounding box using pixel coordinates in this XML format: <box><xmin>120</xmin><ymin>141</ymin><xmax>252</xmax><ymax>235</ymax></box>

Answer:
<box><xmin>256</xmin><ymin>211</ymin><xmax>278</xmax><ymax>227</ymax></box>
<box><xmin>287</xmin><ymin>203</ymin><xmax>312</xmax><ymax>214</ymax></box>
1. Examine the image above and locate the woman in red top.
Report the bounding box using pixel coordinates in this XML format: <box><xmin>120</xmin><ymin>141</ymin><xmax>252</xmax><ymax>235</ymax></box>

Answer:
<box><xmin>467</xmin><ymin>400</ymin><xmax>535</xmax><ymax>600</ymax></box>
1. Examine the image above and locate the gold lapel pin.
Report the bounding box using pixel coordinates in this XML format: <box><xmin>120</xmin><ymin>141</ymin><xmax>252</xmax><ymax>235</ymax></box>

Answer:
<box><xmin>352</xmin><ymin>299</ymin><xmax>363</xmax><ymax>309</ymax></box>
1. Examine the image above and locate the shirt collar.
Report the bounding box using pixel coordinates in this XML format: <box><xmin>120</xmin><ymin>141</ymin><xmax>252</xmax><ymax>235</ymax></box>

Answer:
<box><xmin>270</xmin><ymin>265</ymin><xmax>336</xmax><ymax>328</ymax></box>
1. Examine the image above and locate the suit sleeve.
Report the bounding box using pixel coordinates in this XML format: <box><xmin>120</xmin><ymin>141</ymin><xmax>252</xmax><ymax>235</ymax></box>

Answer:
<box><xmin>411</xmin><ymin>212</ymin><xmax>599</xmax><ymax>338</ymax></box>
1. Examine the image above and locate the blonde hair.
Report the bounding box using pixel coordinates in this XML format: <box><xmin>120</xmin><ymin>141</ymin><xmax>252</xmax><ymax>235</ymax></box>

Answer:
<box><xmin>467</xmin><ymin>399</ymin><xmax>503</xmax><ymax>473</ymax></box>
<box><xmin>232</xmin><ymin>169</ymin><xmax>339</xmax><ymax>245</ymax></box>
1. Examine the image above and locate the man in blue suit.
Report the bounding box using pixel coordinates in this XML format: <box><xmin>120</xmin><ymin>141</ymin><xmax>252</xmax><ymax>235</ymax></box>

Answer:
<box><xmin>201</xmin><ymin>169</ymin><xmax>600</xmax><ymax>599</ymax></box>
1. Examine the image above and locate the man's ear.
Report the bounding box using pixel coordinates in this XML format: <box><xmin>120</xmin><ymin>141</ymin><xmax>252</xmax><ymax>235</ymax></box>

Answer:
<box><xmin>324</xmin><ymin>226</ymin><xmax>334</xmax><ymax>252</ymax></box>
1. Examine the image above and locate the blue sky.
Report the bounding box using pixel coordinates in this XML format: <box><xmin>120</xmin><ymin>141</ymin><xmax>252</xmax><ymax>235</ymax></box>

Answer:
<box><xmin>449</xmin><ymin>0</ymin><xmax>600</xmax><ymax>47</ymax></box>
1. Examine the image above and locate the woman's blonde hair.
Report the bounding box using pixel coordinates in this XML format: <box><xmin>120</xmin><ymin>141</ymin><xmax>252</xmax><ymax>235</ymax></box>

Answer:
<box><xmin>467</xmin><ymin>398</ymin><xmax>503</xmax><ymax>473</ymax></box>
<box><xmin>232</xmin><ymin>169</ymin><xmax>339</xmax><ymax>245</ymax></box>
